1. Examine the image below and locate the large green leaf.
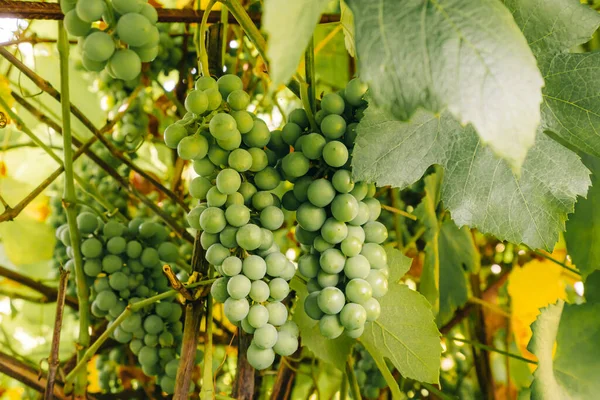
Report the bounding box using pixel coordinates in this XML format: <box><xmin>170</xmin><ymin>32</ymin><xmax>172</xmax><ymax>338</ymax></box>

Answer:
<box><xmin>584</xmin><ymin>271</ymin><xmax>600</xmax><ymax>304</ymax></box>
<box><xmin>565</xmin><ymin>155</ymin><xmax>600</xmax><ymax>278</ymax></box>
<box><xmin>263</xmin><ymin>0</ymin><xmax>330</xmax><ymax>89</ymax></box>
<box><xmin>361</xmin><ymin>248</ymin><xmax>441</xmax><ymax>384</ymax></box>
<box><xmin>437</xmin><ymin>221</ymin><xmax>479</xmax><ymax>326</ymax></box>
<box><xmin>346</xmin><ymin>0</ymin><xmax>544</xmax><ymax>172</ymax></box>
<box><xmin>528</xmin><ymin>300</ymin><xmax>600</xmax><ymax>399</ymax></box>
<box><xmin>352</xmin><ymin>106</ymin><xmax>591</xmax><ymax>249</ymax></box>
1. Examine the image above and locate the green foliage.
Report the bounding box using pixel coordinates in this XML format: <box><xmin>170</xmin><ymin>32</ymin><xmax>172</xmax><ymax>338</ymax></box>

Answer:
<box><xmin>361</xmin><ymin>248</ymin><xmax>441</xmax><ymax>384</ymax></box>
<box><xmin>352</xmin><ymin>107</ymin><xmax>591</xmax><ymax>249</ymax></box>
<box><xmin>528</xmin><ymin>300</ymin><xmax>600</xmax><ymax>399</ymax></box>
<box><xmin>346</xmin><ymin>0</ymin><xmax>544</xmax><ymax>172</ymax></box>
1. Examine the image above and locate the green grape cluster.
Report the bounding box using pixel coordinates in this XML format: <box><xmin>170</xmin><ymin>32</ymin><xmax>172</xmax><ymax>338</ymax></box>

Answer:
<box><xmin>62</xmin><ymin>0</ymin><xmax>160</xmax><ymax>81</ymax></box>
<box><xmin>278</xmin><ymin>78</ymin><xmax>389</xmax><ymax>339</ymax></box>
<box><xmin>97</xmin><ymin>348</ymin><xmax>125</xmax><ymax>392</ymax></box>
<box><xmin>164</xmin><ymin>74</ymin><xmax>300</xmax><ymax>370</ymax></box>
<box><xmin>57</xmin><ymin>214</ymin><xmax>186</xmax><ymax>394</ymax></box>
<box><xmin>353</xmin><ymin>346</ymin><xmax>390</xmax><ymax>399</ymax></box>
<box><xmin>148</xmin><ymin>25</ymin><xmax>185</xmax><ymax>76</ymax></box>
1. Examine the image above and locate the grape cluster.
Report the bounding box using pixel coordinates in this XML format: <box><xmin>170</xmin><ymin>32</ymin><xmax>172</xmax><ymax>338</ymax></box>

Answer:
<box><xmin>164</xmin><ymin>74</ymin><xmax>300</xmax><ymax>370</ymax></box>
<box><xmin>354</xmin><ymin>347</ymin><xmax>390</xmax><ymax>399</ymax></box>
<box><xmin>58</xmin><ymin>213</ymin><xmax>185</xmax><ymax>394</ymax></box>
<box><xmin>279</xmin><ymin>79</ymin><xmax>390</xmax><ymax>339</ymax></box>
<box><xmin>62</xmin><ymin>0</ymin><xmax>160</xmax><ymax>81</ymax></box>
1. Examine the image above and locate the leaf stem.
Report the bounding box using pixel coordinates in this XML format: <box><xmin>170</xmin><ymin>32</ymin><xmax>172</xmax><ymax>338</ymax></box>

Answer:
<box><xmin>381</xmin><ymin>204</ymin><xmax>417</xmax><ymax>221</ymax></box>
<box><xmin>446</xmin><ymin>336</ymin><xmax>537</xmax><ymax>365</ymax></box>
<box><xmin>304</xmin><ymin>35</ymin><xmax>316</xmax><ymax>116</ymax></box>
<box><xmin>532</xmin><ymin>249</ymin><xmax>580</xmax><ymax>275</ymax></box>
<box><xmin>345</xmin><ymin>358</ymin><xmax>362</xmax><ymax>400</ymax></box>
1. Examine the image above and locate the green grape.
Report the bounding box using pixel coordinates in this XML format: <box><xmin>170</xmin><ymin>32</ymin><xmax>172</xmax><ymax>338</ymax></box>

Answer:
<box><xmin>247</xmin><ymin>343</ymin><xmax>275</xmax><ymax>370</ymax></box>
<box><xmin>266</xmin><ymin>301</ymin><xmax>288</xmax><ymax>326</ymax></box>
<box><xmin>138</xmin><ymin>345</ymin><xmax>159</xmax><ymax>366</ymax></box>
<box><xmin>227</xmin><ymin>274</ymin><xmax>251</xmax><ymax>299</ymax></box>
<box><xmin>281</xmin><ymin>152</ymin><xmax>310</xmax><ymax>179</ymax></box>
<box><xmin>304</xmin><ymin>292</ymin><xmax>324</xmax><ymax>320</ymax></box>
<box><xmin>295</xmin><ymin>226</ymin><xmax>319</xmax><ymax>246</ymax></box>
<box><xmin>322</xmin><ymin>141</ymin><xmax>349</xmax><ymax>168</ymax></box>
<box><xmin>207</xmin><ymin>145</ymin><xmax>230</xmax><ymax>167</ymax></box>
<box><xmin>273</xmin><ymin>331</ymin><xmax>298</xmax><ymax>356</ymax></box>
<box><xmin>209</xmin><ymin>113</ymin><xmax>237</xmax><ymax>140</ymax></box>
<box><xmin>269</xmin><ymin>278</ymin><xmax>289</xmax><ymax>301</ymax></box>
<box><xmin>254</xmin><ymin>167</ymin><xmax>281</xmax><ymax>190</ymax></box>
<box><xmin>199</xmin><ymin>207</ymin><xmax>227</xmax><ymax>234</ymax></box>
<box><xmin>143</xmin><ymin>315</ymin><xmax>164</xmax><ymax>335</ymax></box>
<box><xmin>293</xmin><ymin>176</ymin><xmax>312</xmax><ymax>202</ymax></box>
<box><xmin>206</xmin><ymin>187</ymin><xmax>227</xmax><ymax>207</ymax></box>
<box><xmin>158</xmin><ymin>242</ymin><xmax>179</xmax><ymax>262</ymax></box>
<box><xmin>321</xmin><ymin>92</ymin><xmax>345</xmax><ymax>115</ymax></box>
<box><xmin>141</xmin><ymin>247</ymin><xmax>160</xmax><ymax>267</ymax></box>
<box><xmin>363</xmin><ymin>221</ymin><xmax>388</xmax><ymax>244</ymax></box>
<box><xmin>365</xmin><ymin>270</ymin><xmax>388</xmax><ymax>298</ymax></box>
<box><xmin>250</xmin><ymin>280</ymin><xmax>270</xmax><ymax>303</ymax></box>
<box><xmin>112</xmin><ymin>0</ymin><xmax>143</xmax><ymax>14</ymax></box>
<box><xmin>265</xmin><ymin>252</ymin><xmax>287</xmax><ymax>277</ymax></box>
<box><xmin>254</xmin><ymin>324</ymin><xmax>278</xmax><ymax>349</ymax></box>
<box><xmin>94</xmin><ymin>277</ymin><xmax>110</xmax><ymax>293</ymax></box>
<box><xmin>77</xmin><ymin>212</ymin><xmax>98</xmax><ymax>234</ymax></box>
<box><xmin>259</xmin><ymin>228</ymin><xmax>274</xmax><ymax>251</ymax></box>
<box><xmin>301</xmin><ymin>133</ymin><xmax>326</xmax><ymax>160</ymax></box>
<box><xmin>317</xmin><ymin>287</ymin><xmax>345</xmax><ymax>314</ymax></box>
<box><xmin>251</xmin><ymin>191</ymin><xmax>273</xmax><ymax>211</ymax></box>
<box><xmin>331</xmin><ymin>194</ymin><xmax>359</xmax><ymax>222</ymax></box>
<box><xmin>341</xmin><ymin>236</ymin><xmax>362</xmax><ymax>257</ymax></box>
<box><xmin>247</xmin><ymin>304</ymin><xmax>269</xmax><ymax>329</ymax></box>
<box><xmin>106</xmin><ymin>236</ymin><xmax>126</xmax><ymax>254</ymax></box>
<box><xmin>129</xmin><ymin>338</ymin><xmax>144</xmax><ymax>355</ymax></box>
<box><xmin>204</xmin><ymin>88</ymin><xmax>223</xmax><ymax>110</ymax></box>
<box><xmin>76</xmin><ymin>0</ymin><xmax>104</xmax><ymax>22</ymax></box>
<box><xmin>216</xmin><ymin>169</ymin><xmax>241</xmax><ymax>195</ymax></box>
<box><xmin>81</xmin><ymin>238</ymin><xmax>103</xmax><ymax>258</ymax></box>
<box><xmin>219</xmin><ymin>226</ymin><xmax>238</xmax><ymax>248</ymax></box>
<box><xmin>155</xmin><ymin>302</ymin><xmax>174</xmax><ymax>319</ymax></box>
<box><xmin>96</xmin><ymin>290</ymin><xmax>117</xmax><ymax>311</ymax></box>
<box><xmin>114</xmin><ymin>326</ymin><xmax>133</xmax><ymax>343</ymax></box>
<box><xmin>260</xmin><ymin>206</ymin><xmax>284</xmax><ymax>230</ymax></box>
<box><xmin>83</xmin><ymin>31</ymin><xmax>114</xmax><ymax>62</ymax></box>
<box><xmin>320</xmin><ymin>114</ymin><xmax>346</xmax><ymax>139</ymax></box>
<box><xmin>281</xmin><ymin>191</ymin><xmax>301</xmax><ymax>211</ymax></box>
<box><xmin>211</xmin><ymin>277</ymin><xmax>229</xmax><ymax>303</ymax></box>
<box><xmin>64</xmin><ymin>10</ymin><xmax>92</xmax><ymax>37</ymax></box>
<box><xmin>165</xmin><ymin>359</ymin><xmax>179</xmax><ymax>378</ymax></box>
<box><xmin>319</xmin><ymin>314</ymin><xmax>344</xmax><ymax>339</ymax></box>
<box><xmin>366</xmin><ymin>183</ymin><xmax>376</xmax><ymax>198</ymax></box>
<box><xmin>108</xmin><ymin>271</ymin><xmax>128</xmax><ymax>291</ymax></box>
<box><xmin>60</xmin><ymin>0</ymin><xmax>77</xmax><ymax>14</ymax></box>
<box><xmin>227</xmin><ymin>89</ymin><xmax>250</xmax><ymax>111</ymax></box>
<box><xmin>340</xmin><ymin>303</ymin><xmax>367</xmax><ymax>330</ymax></box>
<box><xmin>349</xmin><ymin>202</ymin><xmax>370</xmax><ymax>226</ymax></box>
<box><xmin>307</xmin><ymin>278</ymin><xmax>321</xmax><ymax>292</ymax></box>
<box><xmin>241</xmin><ymin>318</ymin><xmax>255</xmax><ymax>334</ymax></box>
<box><xmin>363</xmin><ymin>298</ymin><xmax>381</xmax><ymax>321</ymax></box>
<box><xmin>225</xmin><ymin>204</ymin><xmax>250</xmax><ymax>227</ymax></box>
<box><xmin>315</xmin><ymin>109</ymin><xmax>325</xmax><ymax>125</ymax></box>
<box><xmin>108</xmin><ymin>49</ymin><xmax>141</xmax><ymax>81</ymax></box>
<box><xmin>317</xmin><ymin>270</ymin><xmax>339</xmax><ymax>288</ymax></box>
<box><xmin>289</xmin><ymin>109</ymin><xmax>309</xmax><ymax>129</ymax></box>
<box><xmin>239</xmin><ymin>182</ymin><xmax>257</xmax><ymax>204</ymax></box>
<box><xmin>222</xmin><ymin>256</ymin><xmax>242</xmax><ymax>276</ymax></box>
<box><xmin>319</xmin><ymin>248</ymin><xmax>346</xmax><ymax>274</ymax></box>
<box><xmin>164</xmin><ymin>123</ymin><xmax>188</xmax><ymax>149</ymax></box>
<box><xmin>344</xmin><ymin>122</ymin><xmax>358</xmax><ymax>148</ymax></box>
<box><xmin>359</xmin><ymin>243</ymin><xmax>386</xmax><ymax>268</ymax></box>
<box><xmin>243</xmin><ymin>119</ymin><xmax>271</xmax><ymax>148</ymax></box>
<box><xmin>279</xmin><ymin>320</ymin><xmax>300</xmax><ymax>337</ymax></box>
<box><xmin>344</xmin><ymin>77</ymin><xmax>368</xmax><ymax>106</ymax></box>
<box><xmin>228</xmin><ymin>148</ymin><xmax>253</xmax><ymax>172</ymax></box>
<box><xmin>307</xmin><ymin>179</ymin><xmax>336</xmax><ymax>207</ymax></box>
<box><xmin>186</xmin><ymin>205</ymin><xmax>205</xmax><ymax>230</ymax></box>
<box><xmin>248</xmin><ymin>148</ymin><xmax>268</xmax><ymax>172</ymax></box>
<box><xmin>345</xmin><ymin>326</ymin><xmax>364</xmax><ymax>339</ymax></box>
<box><xmin>217</xmin><ymin>130</ymin><xmax>242</xmax><ymax>150</ymax></box>
<box><xmin>296</xmin><ymin>203</ymin><xmax>326</xmax><ymax>232</ymax></box>
<box><xmin>242</xmin><ymin>254</ymin><xmax>266</xmax><ymax>280</ymax></box>
<box><xmin>178</xmin><ymin>134</ymin><xmax>208</xmax><ymax>160</ymax></box>
<box><xmin>139</xmin><ymin>3</ymin><xmax>158</xmax><ymax>23</ymax></box>
<box><xmin>313</xmin><ymin>235</ymin><xmax>334</xmax><ymax>252</ymax></box>
<box><xmin>131</xmin><ymin>44</ymin><xmax>158</xmax><ymax>63</ymax></box>
<box><xmin>217</xmin><ymin>74</ymin><xmax>244</xmax><ymax>98</ymax></box>
<box><xmin>231</xmin><ymin>110</ymin><xmax>254</xmax><ymax>134</ymax></box>
<box><xmin>344</xmin><ymin>255</ymin><xmax>370</xmax><ymax>279</ymax></box>
<box><xmin>84</xmin><ymin>259</ymin><xmax>102</xmax><ymax>277</ymax></box>
<box><xmin>104</xmin><ymin>221</ymin><xmax>126</xmax><ymax>238</ymax></box>
<box><xmin>281</xmin><ymin>123</ymin><xmax>302</xmax><ymax>146</ymax></box>
<box><xmin>267</xmin><ymin>130</ymin><xmax>288</xmax><ymax>155</ymax></box>
<box><xmin>160</xmin><ymin>376</ymin><xmax>176</xmax><ymax>395</ymax></box>
<box><xmin>224</xmin><ymin>297</ymin><xmax>249</xmax><ymax>322</ymax></box>
<box><xmin>321</xmin><ymin>218</ymin><xmax>348</xmax><ymax>244</ymax></box>
<box><xmin>195</xmin><ymin>76</ymin><xmax>218</xmax><ymax>91</ymax></box>
<box><xmin>81</xmin><ymin>55</ymin><xmax>106</xmax><ymax>72</ymax></box>
<box><xmin>350</xmin><ymin>181</ymin><xmax>368</xmax><ymax>201</ymax></box>
<box><xmin>206</xmin><ymin>243</ymin><xmax>230</xmax><ymax>265</ymax></box>
<box><xmin>122</xmin><ymin>313</ymin><xmax>142</xmax><ymax>333</ymax></box>
<box><xmin>116</xmin><ymin>13</ymin><xmax>153</xmax><ymax>47</ymax></box>
<box><xmin>102</xmin><ymin>255</ymin><xmax>122</xmax><ymax>273</ymax></box>
<box><xmin>226</xmin><ymin>192</ymin><xmax>245</xmax><ymax>207</ymax></box>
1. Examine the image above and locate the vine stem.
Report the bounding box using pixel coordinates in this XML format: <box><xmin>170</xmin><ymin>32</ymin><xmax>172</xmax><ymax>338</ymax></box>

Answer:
<box><xmin>446</xmin><ymin>336</ymin><xmax>537</xmax><ymax>365</ymax></box>
<box><xmin>64</xmin><ymin>279</ymin><xmax>215</xmax><ymax>384</ymax></box>
<box><xmin>381</xmin><ymin>204</ymin><xmax>417</xmax><ymax>221</ymax></box>
<box><xmin>57</xmin><ymin>22</ymin><xmax>89</xmax><ymax>397</ymax></box>
<box><xmin>304</xmin><ymin>36</ymin><xmax>316</xmax><ymax>116</ymax></box>
<box><xmin>43</xmin><ymin>268</ymin><xmax>69</xmax><ymax>400</ymax></box>
<box><xmin>345</xmin><ymin>358</ymin><xmax>362</xmax><ymax>400</ymax></box>
<box><xmin>199</xmin><ymin>294</ymin><xmax>215</xmax><ymax>400</ymax></box>
<box><xmin>198</xmin><ymin>0</ymin><xmax>218</xmax><ymax>76</ymax></box>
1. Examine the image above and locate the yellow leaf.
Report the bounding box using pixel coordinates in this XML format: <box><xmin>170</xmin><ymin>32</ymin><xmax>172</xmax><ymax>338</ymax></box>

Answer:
<box><xmin>175</xmin><ymin>0</ymin><xmax>221</xmax><ymax>10</ymax></box>
<box><xmin>87</xmin><ymin>356</ymin><xmax>101</xmax><ymax>393</ymax></box>
<box><xmin>508</xmin><ymin>253</ymin><xmax>569</xmax><ymax>370</ymax></box>
<box><xmin>0</xmin><ymin>75</ymin><xmax>13</xmax><ymax>125</ymax></box>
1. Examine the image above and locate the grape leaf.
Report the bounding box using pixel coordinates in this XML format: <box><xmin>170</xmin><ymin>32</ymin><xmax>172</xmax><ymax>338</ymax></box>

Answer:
<box><xmin>565</xmin><ymin>155</ymin><xmax>600</xmax><ymax>278</ymax></box>
<box><xmin>339</xmin><ymin>0</ymin><xmax>355</xmax><ymax>58</ymax></box>
<box><xmin>437</xmin><ymin>221</ymin><xmax>479</xmax><ymax>326</ymax></box>
<box><xmin>263</xmin><ymin>0</ymin><xmax>330</xmax><ymax>90</ymax></box>
<box><xmin>584</xmin><ymin>271</ymin><xmax>600</xmax><ymax>304</ymax></box>
<box><xmin>361</xmin><ymin>248</ymin><xmax>441</xmax><ymax>384</ymax></box>
<box><xmin>352</xmin><ymin>106</ymin><xmax>591</xmax><ymax>250</ymax></box>
<box><xmin>346</xmin><ymin>0</ymin><xmax>544</xmax><ymax>172</ymax></box>
<box><xmin>528</xmin><ymin>300</ymin><xmax>600</xmax><ymax>399</ymax></box>
<box><xmin>291</xmin><ymin>279</ymin><xmax>354</xmax><ymax>369</ymax></box>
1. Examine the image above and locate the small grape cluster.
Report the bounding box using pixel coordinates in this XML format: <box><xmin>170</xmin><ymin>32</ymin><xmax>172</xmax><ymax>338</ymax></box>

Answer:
<box><xmin>279</xmin><ymin>78</ymin><xmax>390</xmax><ymax>339</ymax></box>
<box><xmin>164</xmin><ymin>74</ymin><xmax>300</xmax><ymax>370</ymax></box>
<box><xmin>62</xmin><ymin>0</ymin><xmax>160</xmax><ymax>81</ymax></box>
<box><xmin>58</xmin><ymin>213</ymin><xmax>185</xmax><ymax>394</ymax></box>
<box><xmin>353</xmin><ymin>347</ymin><xmax>390</xmax><ymax>399</ymax></box>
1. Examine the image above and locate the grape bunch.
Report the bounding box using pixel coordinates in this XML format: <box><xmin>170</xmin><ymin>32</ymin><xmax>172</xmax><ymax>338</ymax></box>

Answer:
<box><xmin>164</xmin><ymin>74</ymin><xmax>300</xmax><ymax>370</ymax></box>
<box><xmin>62</xmin><ymin>0</ymin><xmax>160</xmax><ymax>81</ymax></box>
<box><xmin>279</xmin><ymin>78</ymin><xmax>390</xmax><ymax>339</ymax></box>
<box><xmin>57</xmin><ymin>213</ymin><xmax>185</xmax><ymax>394</ymax></box>
<box><xmin>353</xmin><ymin>346</ymin><xmax>390</xmax><ymax>399</ymax></box>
